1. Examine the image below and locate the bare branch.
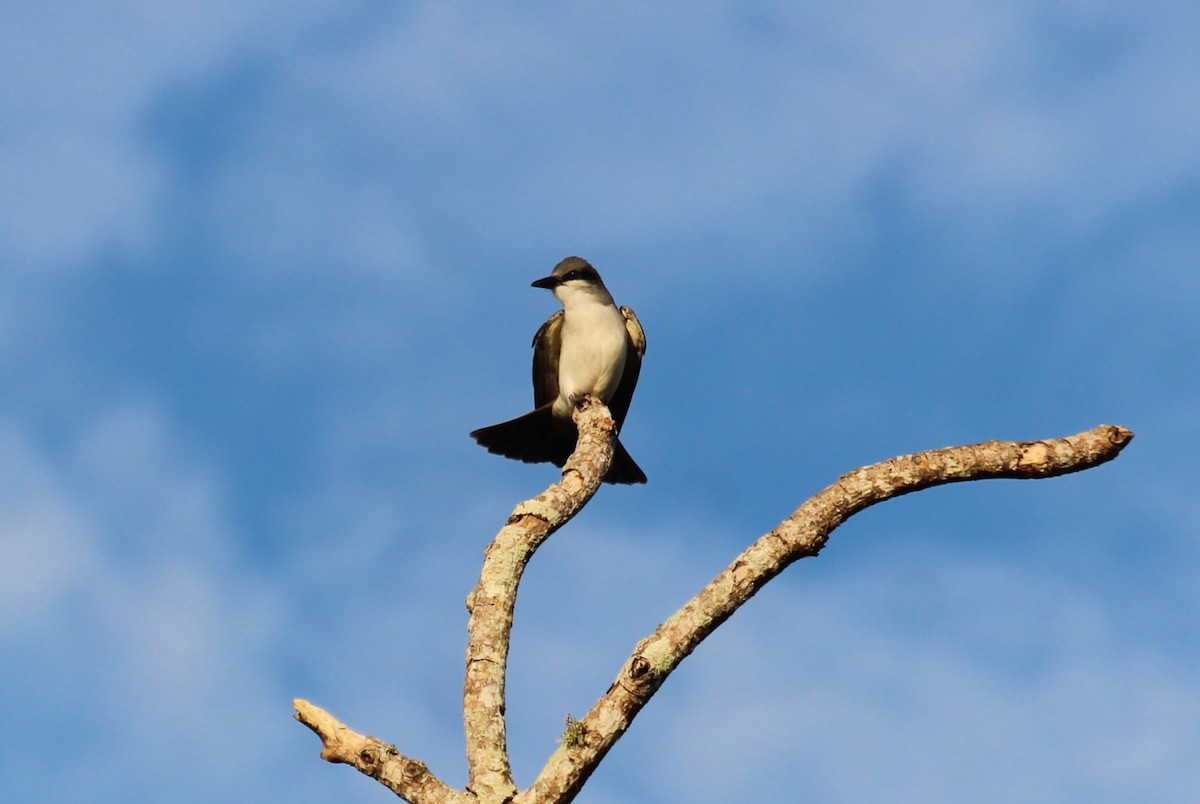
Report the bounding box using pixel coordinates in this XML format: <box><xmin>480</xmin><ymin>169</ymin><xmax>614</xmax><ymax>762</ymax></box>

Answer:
<box><xmin>462</xmin><ymin>397</ymin><xmax>618</xmax><ymax>800</ymax></box>
<box><xmin>293</xmin><ymin>698</ymin><xmax>469</xmax><ymax>804</ymax></box>
<box><xmin>520</xmin><ymin>424</ymin><xmax>1135</xmax><ymax>803</ymax></box>
<box><xmin>296</xmin><ymin>421</ymin><xmax>1132</xmax><ymax>803</ymax></box>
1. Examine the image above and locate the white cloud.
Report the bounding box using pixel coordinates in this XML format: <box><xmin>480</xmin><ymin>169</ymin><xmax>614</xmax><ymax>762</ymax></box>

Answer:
<box><xmin>0</xmin><ymin>424</ymin><xmax>94</xmax><ymax>628</ymax></box>
<box><xmin>266</xmin><ymin>1</ymin><xmax>1196</xmax><ymax>272</ymax></box>
<box><xmin>9</xmin><ymin>0</ymin><xmax>1190</xmax><ymax>289</ymax></box>
<box><xmin>0</xmin><ymin>1</ymin><xmax>338</xmax><ymax>268</ymax></box>
<box><xmin>0</xmin><ymin>397</ymin><xmax>317</xmax><ymax>799</ymax></box>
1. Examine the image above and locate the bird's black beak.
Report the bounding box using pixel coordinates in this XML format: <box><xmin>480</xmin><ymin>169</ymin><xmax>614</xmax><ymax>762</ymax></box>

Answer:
<box><xmin>531</xmin><ymin>275</ymin><xmax>558</xmax><ymax>289</ymax></box>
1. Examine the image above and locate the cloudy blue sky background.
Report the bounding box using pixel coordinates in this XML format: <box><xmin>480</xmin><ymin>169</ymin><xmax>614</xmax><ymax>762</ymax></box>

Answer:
<box><xmin>3</xmin><ymin>2</ymin><xmax>1198</xmax><ymax>802</ymax></box>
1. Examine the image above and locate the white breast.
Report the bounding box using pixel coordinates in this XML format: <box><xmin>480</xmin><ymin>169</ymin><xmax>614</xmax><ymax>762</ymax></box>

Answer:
<box><xmin>554</xmin><ymin>302</ymin><xmax>627</xmax><ymax>417</ymax></box>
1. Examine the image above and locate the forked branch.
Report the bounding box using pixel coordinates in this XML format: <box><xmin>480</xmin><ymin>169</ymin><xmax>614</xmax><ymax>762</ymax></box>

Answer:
<box><xmin>294</xmin><ymin>417</ymin><xmax>1133</xmax><ymax>804</ymax></box>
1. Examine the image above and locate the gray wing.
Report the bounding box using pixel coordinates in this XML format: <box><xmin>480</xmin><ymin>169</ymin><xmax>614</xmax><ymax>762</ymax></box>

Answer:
<box><xmin>532</xmin><ymin>310</ymin><xmax>563</xmax><ymax>409</ymax></box>
<box><xmin>607</xmin><ymin>306</ymin><xmax>645</xmax><ymax>429</ymax></box>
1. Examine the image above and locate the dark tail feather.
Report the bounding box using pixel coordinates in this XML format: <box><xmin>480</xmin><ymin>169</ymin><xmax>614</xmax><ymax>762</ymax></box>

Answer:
<box><xmin>605</xmin><ymin>437</ymin><xmax>647</xmax><ymax>485</ymax></box>
<box><xmin>470</xmin><ymin>404</ymin><xmax>573</xmax><ymax>465</ymax></box>
<box><xmin>471</xmin><ymin>404</ymin><xmax>646</xmax><ymax>485</ymax></box>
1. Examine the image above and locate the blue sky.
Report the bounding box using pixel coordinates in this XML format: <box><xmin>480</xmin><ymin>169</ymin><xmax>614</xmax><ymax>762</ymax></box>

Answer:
<box><xmin>3</xmin><ymin>3</ymin><xmax>1198</xmax><ymax>802</ymax></box>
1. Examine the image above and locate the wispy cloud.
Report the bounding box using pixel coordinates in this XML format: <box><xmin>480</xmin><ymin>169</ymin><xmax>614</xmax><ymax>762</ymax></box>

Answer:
<box><xmin>2</xmin><ymin>2</ymin><xmax>1196</xmax><ymax>802</ymax></box>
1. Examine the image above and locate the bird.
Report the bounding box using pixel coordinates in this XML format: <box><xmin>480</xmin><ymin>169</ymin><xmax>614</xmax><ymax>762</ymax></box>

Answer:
<box><xmin>470</xmin><ymin>256</ymin><xmax>647</xmax><ymax>484</ymax></box>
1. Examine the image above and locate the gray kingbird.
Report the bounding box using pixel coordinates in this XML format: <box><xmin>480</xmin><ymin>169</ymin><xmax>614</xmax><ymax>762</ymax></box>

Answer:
<box><xmin>470</xmin><ymin>256</ymin><xmax>647</xmax><ymax>484</ymax></box>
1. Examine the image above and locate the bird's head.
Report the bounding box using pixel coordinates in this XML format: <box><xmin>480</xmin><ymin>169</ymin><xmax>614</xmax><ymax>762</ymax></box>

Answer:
<box><xmin>531</xmin><ymin>256</ymin><xmax>613</xmax><ymax>307</ymax></box>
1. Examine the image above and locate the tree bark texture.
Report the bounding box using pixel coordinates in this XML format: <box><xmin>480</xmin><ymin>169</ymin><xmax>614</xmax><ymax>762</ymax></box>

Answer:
<box><xmin>295</xmin><ymin>413</ymin><xmax>1133</xmax><ymax>804</ymax></box>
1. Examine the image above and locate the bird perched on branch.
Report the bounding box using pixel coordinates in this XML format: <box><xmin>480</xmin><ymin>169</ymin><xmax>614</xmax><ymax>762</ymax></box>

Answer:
<box><xmin>470</xmin><ymin>256</ymin><xmax>647</xmax><ymax>484</ymax></box>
